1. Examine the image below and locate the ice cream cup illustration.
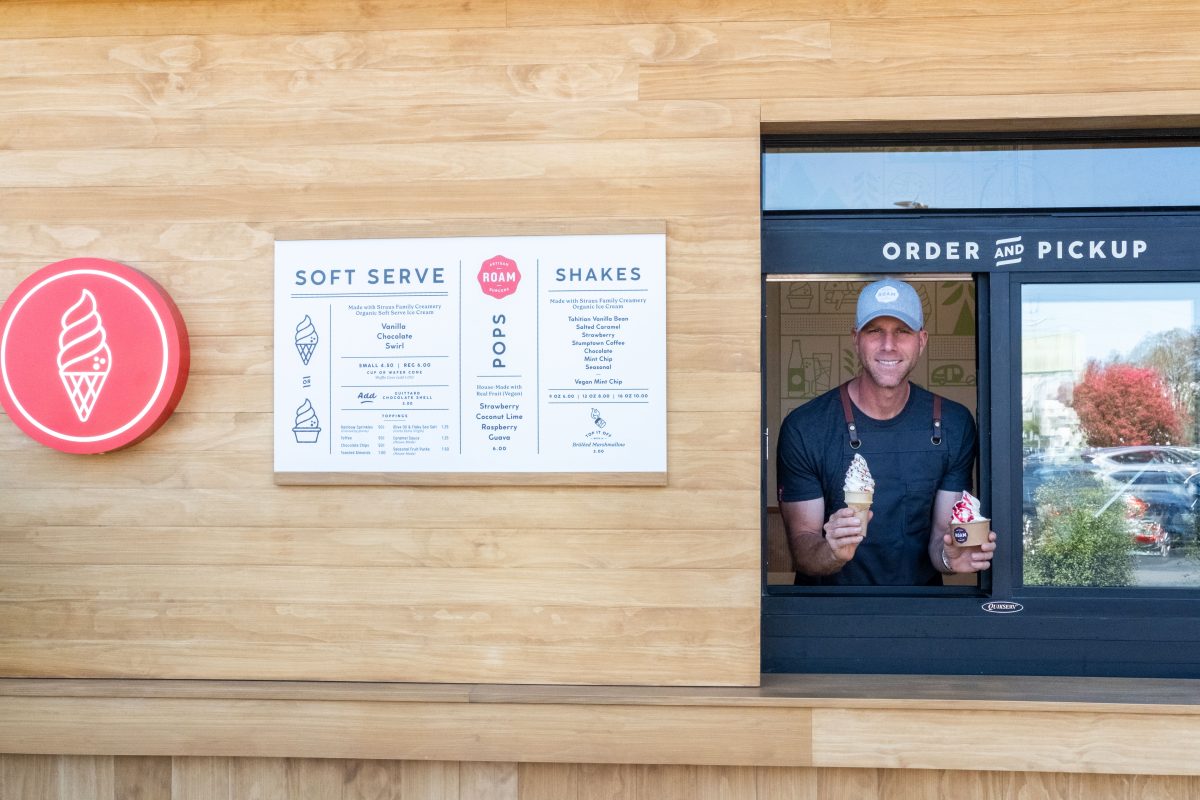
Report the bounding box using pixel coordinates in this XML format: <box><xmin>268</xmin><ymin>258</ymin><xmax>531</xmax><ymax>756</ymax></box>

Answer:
<box><xmin>57</xmin><ymin>289</ymin><xmax>112</xmax><ymax>422</ymax></box>
<box><xmin>950</xmin><ymin>519</ymin><xmax>991</xmax><ymax>547</ymax></box>
<box><xmin>844</xmin><ymin>490</ymin><xmax>873</xmax><ymax>536</ymax></box>
<box><xmin>292</xmin><ymin>398</ymin><xmax>321</xmax><ymax>444</ymax></box>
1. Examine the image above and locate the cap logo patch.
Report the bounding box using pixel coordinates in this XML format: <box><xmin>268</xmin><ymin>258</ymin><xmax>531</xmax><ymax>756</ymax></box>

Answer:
<box><xmin>875</xmin><ymin>286</ymin><xmax>899</xmax><ymax>303</ymax></box>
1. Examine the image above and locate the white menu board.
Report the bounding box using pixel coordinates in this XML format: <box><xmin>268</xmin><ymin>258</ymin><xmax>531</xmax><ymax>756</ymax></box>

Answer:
<box><xmin>273</xmin><ymin>233</ymin><xmax>667</xmax><ymax>484</ymax></box>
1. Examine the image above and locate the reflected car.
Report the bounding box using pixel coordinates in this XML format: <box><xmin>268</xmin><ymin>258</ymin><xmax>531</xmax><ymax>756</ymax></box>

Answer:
<box><xmin>1100</xmin><ymin>468</ymin><xmax>1197</xmax><ymax>545</ymax></box>
<box><xmin>1130</xmin><ymin>519</ymin><xmax>1171</xmax><ymax>557</ymax></box>
<box><xmin>1080</xmin><ymin>445</ymin><xmax>1199</xmax><ymax>473</ymax></box>
<box><xmin>1021</xmin><ymin>460</ymin><xmax>1104</xmax><ymax>536</ymax></box>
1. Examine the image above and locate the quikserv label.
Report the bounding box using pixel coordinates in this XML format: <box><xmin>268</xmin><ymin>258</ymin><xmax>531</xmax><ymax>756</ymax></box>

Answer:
<box><xmin>0</xmin><ymin>258</ymin><xmax>189</xmax><ymax>454</ymax></box>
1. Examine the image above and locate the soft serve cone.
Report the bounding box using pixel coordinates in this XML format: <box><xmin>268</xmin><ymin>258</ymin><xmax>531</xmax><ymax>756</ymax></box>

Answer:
<box><xmin>844</xmin><ymin>490</ymin><xmax>873</xmax><ymax>536</ymax></box>
<box><xmin>57</xmin><ymin>289</ymin><xmax>112</xmax><ymax>422</ymax></box>
<box><xmin>842</xmin><ymin>453</ymin><xmax>875</xmax><ymax>537</ymax></box>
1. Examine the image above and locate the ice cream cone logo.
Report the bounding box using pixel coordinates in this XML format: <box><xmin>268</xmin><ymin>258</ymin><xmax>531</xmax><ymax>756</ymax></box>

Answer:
<box><xmin>294</xmin><ymin>314</ymin><xmax>318</xmax><ymax>366</ymax></box>
<box><xmin>0</xmin><ymin>257</ymin><xmax>189</xmax><ymax>454</ymax></box>
<box><xmin>56</xmin><ymin>289</ymin><xmax>112</xmax><ymax>422</ymax></box>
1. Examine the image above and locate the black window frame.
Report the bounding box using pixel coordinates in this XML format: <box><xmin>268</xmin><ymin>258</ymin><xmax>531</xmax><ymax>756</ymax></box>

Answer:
<box><xmin>762</xmin><ymin>203</ymin><xmax>1200</xmax><ymax>678</ymax></box>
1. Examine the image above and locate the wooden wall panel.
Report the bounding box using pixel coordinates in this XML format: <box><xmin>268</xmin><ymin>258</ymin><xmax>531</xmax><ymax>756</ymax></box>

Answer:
<box><xmin>0</xmin><ymin>0</ymin><xmax>509</xmax><ymax>38</ymax></box>
<box><xmin>3</xmin><ymin>756</ymin><xmax>1200</xmax><ymax>800</ymax></box>
<box><xmin>4</xmin><ymin>0</ymin><xmax>1200</xmax><ymax>693</ymax></box>
<box><xmin>0</xmin><ymin>23</ymin><xmax>831</xmax><ymax>79</ymax></box>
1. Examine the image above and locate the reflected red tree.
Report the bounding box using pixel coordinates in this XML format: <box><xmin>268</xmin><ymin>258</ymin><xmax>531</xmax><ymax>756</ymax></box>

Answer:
<box><xmin>1071</xmin><ymin>361</ymin><xmax>1183</xmax><ymax>447</ymax></box>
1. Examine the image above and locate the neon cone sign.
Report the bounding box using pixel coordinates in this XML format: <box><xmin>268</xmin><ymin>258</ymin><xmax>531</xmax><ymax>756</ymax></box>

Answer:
<box><xmin>57</xmin><ymin>290</ymin><xmax>113</xmax><ymax>421</ymax></box>
<box><xmin>0</xmin><ymin>258</ymin><xmax>189</xmax><ymax>453</ymax></box>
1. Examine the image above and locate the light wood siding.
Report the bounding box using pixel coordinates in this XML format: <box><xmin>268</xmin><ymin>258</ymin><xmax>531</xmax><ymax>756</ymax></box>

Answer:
<box><xmin>3</xmin><ymin>0</ymin><xmax>1200</xmax><ymax>689</ymax></box>
<box><xmin>3</xmin><ymin>755</ymin><xmax>1200</xmax><ymax>799</ymax></box>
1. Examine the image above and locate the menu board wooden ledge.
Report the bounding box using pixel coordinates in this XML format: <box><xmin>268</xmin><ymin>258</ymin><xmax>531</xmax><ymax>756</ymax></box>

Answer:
<box><xmin>274</xmin><ymin>471</ymin><xmax>668</xmax><ymax>486</ymax></box>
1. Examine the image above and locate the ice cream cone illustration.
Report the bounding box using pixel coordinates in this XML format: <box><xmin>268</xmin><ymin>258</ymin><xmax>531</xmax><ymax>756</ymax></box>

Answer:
<box><xmin>292</xmin><ymin>398</ymin><xmax>321</xmax><ymax>443</ymax></box>
<box><xmin>57</xmin><ymin>289</ymin><xmax>112</xmax><ymax>422</ymax></box>
<box><xmin>294</xmin><ymin>314</ymin><xmax>318</xmax><ymax>366</ymax></box>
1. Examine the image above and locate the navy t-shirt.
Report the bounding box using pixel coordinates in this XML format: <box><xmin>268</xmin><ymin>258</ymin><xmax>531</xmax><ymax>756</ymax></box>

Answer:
<box><xmin>776</xmin><ymin>383</ymin><xmax>977</xmax><ymax>586</ymax></box>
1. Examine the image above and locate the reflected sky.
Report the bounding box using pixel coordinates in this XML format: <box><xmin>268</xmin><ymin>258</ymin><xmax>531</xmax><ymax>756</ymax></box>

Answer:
<box><xmin>764</xmin><ymin>146</ymin><xmax>1200</xmax><ymax>210</ymax></box>
<box><xmin>1023</xmin><ymin>284</ymin><xmax>1200</xmax><ymax>364</ymax></box>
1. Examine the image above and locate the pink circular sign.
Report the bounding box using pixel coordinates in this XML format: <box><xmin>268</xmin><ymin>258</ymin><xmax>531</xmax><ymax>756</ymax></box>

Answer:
<box><xmin>0</xmin><ymin>258</ymin><xmax>190</xmax><ymax>454</ymax></box>
<box><xmin>477</xmin><ymin>255</ymin><xmax>521</xmax><ymax>299</ymax></box>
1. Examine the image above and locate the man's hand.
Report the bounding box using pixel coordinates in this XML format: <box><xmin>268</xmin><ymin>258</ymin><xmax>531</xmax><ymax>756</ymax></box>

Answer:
<box><xmin>823</xmin><ymin>506</ymin><xmax>870</xmax><ymax>563</ymax></box>
<box><xmin>941</xmin><ymin>529</ymin><xmax>997</xmax><ymax>573</ymax></box>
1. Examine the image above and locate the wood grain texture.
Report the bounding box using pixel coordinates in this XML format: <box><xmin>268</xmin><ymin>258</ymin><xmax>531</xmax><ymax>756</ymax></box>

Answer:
<box><xmin>642</xmin><ymin>54</ymin><xmax>1200</xmax><ymax>101</ymax></box>
<box><xmin>0</xmin><ymin>100</ymin><xmax>760</xmax><ymax>150</ymax></box>
<box><xmin>811</xmin><ymin>707</ymin><xmax>1200</xmax><ymax>775</ymax></box>
<box><xmin>0</xmin><ymin>23</ymin><xmax>830</xmax><ymax>79</ymax></box>
<box><xmin>0</xmin><ymin>0</ymin><xmax>508</xmax><ymax>38</ymax></box>
<box><xmin>0</xmin><ymin>697</ymin><xmax>809</xmax><ymax>763</ymax></box>
<box><xmin>0</xmin><ymin>178</ymin><xmax>755</xmax><ymax>225</ymax></box>
<box><xmin>5</xmin><ymin>675</ymin><xmax>1200</xmax><ymax>771</ymax></box>
<box><xmin>0</xmin><ymin>139</ymin><xmax>755</xmax><ymax>189</ymax></box>
<box><xmin>761</xmin><ymin>90</ymin><xmax>1200</xmax><ymax>130</ymax></box>
<box><xmin>0</xmin><ymin>526</ymin><xmax>757</xmax><ymax>568</ymax></box>
<box><xmin>507</xmin><ymin>0</ymin><xmax>1200</xmax><ymax>26</ymax></box>
<box><xmin>0</xmin><ymin>65</ymin><xmax>638</xmax><ymax>116</ymax></box>
<box><xmin>4</xmin><ymin>756</ymin><xmax>1200</xmax><ymax>799</ymax></box>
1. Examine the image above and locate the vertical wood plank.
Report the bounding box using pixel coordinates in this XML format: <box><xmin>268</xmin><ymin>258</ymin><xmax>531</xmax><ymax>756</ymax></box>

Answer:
<box><xmin>633</xmin><ymin>764</ymin><xmax>698</xmax><ymax>800</ymax></box>
<box><xmin>343</xmin><ymin>759</ymin><xmax>402</xmax><ymax>800</ymax></box>
<box><xmin>114</xmin><ymin>756</ymin><xmax>172</xmax><ymax>800</ymax></box>
<box><xmin>229</xmin><ymin>757</ymin><xmax>289</xmax><ymax>800</ymax></box>
<box><xmin>58</xmin><ymin>755</ymin><xmax>115</xmax><ymax>800</ymax></box>
<box><xmin>518</xmin><ymin>762</ymin><xmax>579</xmax><ymax>800</ymax></box>
<box><xmin>694</xmin><ymin>765</ymin><xmax>756</xmax><ymax>800</ymax></box>
<box><xmin>285</xmin><ymin>758</ymin><xmax>344</xmax><ymax>799</ymax></box>
<box><xmin>460</xmin><ymin>761</ymin><xmax>518</xmax><ymax>800</ymax></box>
<box><xmin>0</xmin><ymin>754</ymin><xmax>59</xmax><ymax>800</ymax></box>
<box><xmin>399</xmin><ymin>761</ymin><xmax>459</xmax><ymax>800</ymax></box>
<box><xmin>818</xmin><ymin>767</ymin><xmax>880</xmax><ymax>800</ymax></box>
<box><xmin>756</xmin><ymin>766</ymin><xmax>818</xmax><ymax>800</ymax></box>
<box><xmin>172</xmin><ymin>757</ymin><xmax>231</xmax><ymax>800</ymax></box>
<box><xmin>1132</xmin><ymin>774</ymin><xmax>1195</xmax><ymax>800</ymax></box>
<box><xmin>878</xmin><ymin>768</ymin><xmax>953</xmax><ymax>800</ymax></box>
<box><xmin>576</xmin><ymin>763</ymin><xmax>637</xmax><ymax>800</ymax></box>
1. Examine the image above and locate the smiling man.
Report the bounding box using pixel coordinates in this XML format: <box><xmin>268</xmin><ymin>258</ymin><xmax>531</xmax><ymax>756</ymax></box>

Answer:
<box><xmin>776</xmin><ymin>278</ymin><xmax>997</xmax><ymax>586</ymax></box>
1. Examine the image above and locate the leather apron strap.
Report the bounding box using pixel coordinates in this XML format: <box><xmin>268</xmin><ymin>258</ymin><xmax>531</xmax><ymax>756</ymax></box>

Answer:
<box><xmin>839</xmin><ymin>381</ymin><xmax>943</xmax><ymax>448</ymax></box>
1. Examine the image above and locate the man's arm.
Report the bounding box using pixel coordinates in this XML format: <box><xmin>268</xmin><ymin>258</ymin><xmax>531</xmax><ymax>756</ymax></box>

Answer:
<box><xmin>782</xmin><ymin>497</ymin><xmax>867</xmax><ymax>576</ymax></box>
<box><xmin>927</xmin><ymin>489</ymin><xmax>996</xmax><ymax>574</ymax></box>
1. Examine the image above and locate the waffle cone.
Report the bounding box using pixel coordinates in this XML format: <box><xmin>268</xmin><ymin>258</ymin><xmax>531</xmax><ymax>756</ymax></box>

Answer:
<box><xmin>60</xmin><ymin>370</ymin><xmax>109</xmax><ymax>422</ymax></box>
<box><xmin>844</xmin><ymin>490</ymin><xmax>873</xmax><ymax>508</ymax></box>
<box><xmin>844</xmin><ymin>490</ymin><xmax>872</xmax><ymax>536</ymax></box>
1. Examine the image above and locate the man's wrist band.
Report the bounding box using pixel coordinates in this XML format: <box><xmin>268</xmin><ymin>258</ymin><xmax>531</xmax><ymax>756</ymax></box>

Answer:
<box><xmin>940</xmin><ymin>547</ymin><xmax>954</xmax><ymax>573</ymax></box>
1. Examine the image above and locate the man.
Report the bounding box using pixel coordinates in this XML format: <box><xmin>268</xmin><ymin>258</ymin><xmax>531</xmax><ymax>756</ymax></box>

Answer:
<box><xmin>776</xmin><ymin>277</ymin><xmax>996</xmax><ymax>585</ymax></box>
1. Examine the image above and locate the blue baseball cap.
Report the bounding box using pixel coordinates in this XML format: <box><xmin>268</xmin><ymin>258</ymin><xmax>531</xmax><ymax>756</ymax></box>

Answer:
<box><xmin>855</xmin><ymin>278</ymin><xmax>924</xmax><ymax>331</ymax></box>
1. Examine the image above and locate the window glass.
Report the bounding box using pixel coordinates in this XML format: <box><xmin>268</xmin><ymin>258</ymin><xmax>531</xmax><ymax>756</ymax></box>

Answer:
<box><xmin>764</xmin><ymin>143</ymin><xmax>1200</xmax><ymax>211</ymax></box>
<box><xmin>1022</xmin><ymin>283</ymin><xmax>1200</xmax><ymax>587</ymax></box>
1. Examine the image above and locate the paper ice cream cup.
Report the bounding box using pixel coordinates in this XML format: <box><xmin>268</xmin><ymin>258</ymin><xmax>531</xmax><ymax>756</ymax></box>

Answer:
<box><xmin>949</xmin><ymin>518</ymin><xmax>990</xmax><ymax>547</ymax></box>
<box><xmin>292</xmin><ymin>426</ymin><xmax>321</xmax><ymax>444</ymax></box>
<box><xmin>844</xmin><ymin>490</ymin><xmax>873</xmax><ymax>536</ymax></box>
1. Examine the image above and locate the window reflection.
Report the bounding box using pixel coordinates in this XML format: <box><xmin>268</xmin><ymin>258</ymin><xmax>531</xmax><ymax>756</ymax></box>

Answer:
<box><xmin>1022</xmin><ymin>284</ymin><xmax>1200</xmax><ymax>588</ymax></box>
<box><xmin>764</xmin><ymin>144</ymin><xmax>1200</xmax><ymax>211</ymax></box>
